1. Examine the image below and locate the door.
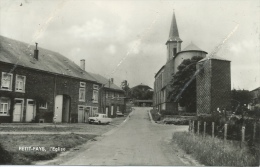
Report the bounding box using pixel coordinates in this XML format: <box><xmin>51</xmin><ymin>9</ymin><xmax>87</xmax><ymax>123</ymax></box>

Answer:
<box><xmin>62</xmin><ymin>95</ymin><xmax>70</xmax><ymax>123</ymax></box>
<box><xmin>78</xmin><ymin>106</ymin><xmax>84</xmax><ymax>123</ymax></box>
<box><xmin>84</xmin><ymin>107</ymin><xmax>91</xmax><ymax>123</ymax></box>
<box><xmin>26</xmin><ymin>99</ymin><xmax>35</xmax><ymax>122</ymax></box>
<box><xmin>105</xmin><ymin>107</ymin><xmax>108</xmax><ymax>116</ymax></box>
<box><xmin>111</xmin><ymin>105</ymin><xmax>114</xmax><ymax>117</ymax></box>
<box><xmin>13</xmin><ymin>99</ymin><xmax>23</xmax><ymax>122</ymax></box>
<box><xmin>54</xmin><ymin>95</ymin><xmax>63</xmax><ymax>123</ymax></box>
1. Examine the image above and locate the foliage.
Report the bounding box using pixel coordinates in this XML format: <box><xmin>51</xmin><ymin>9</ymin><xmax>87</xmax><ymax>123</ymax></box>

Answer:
<box><xmin>128</xmin><ymin>86</ymin><xmax>153</xmax><ymax>100</ymax></box>
<box><xmin>172</xmin><ymin>132</ymin><xmax>259</xmax><ymax>166</ymax></box>
<box><xmin>231</xmin><ymin>89</ymin><xmax>252</xmax><ymax>114</ymax></box>
<box><xmin>0</xmin><ymin>143</ymin><xmax>12</xmax><ymax>164</ymax></box>
<box><xmin>150</xmin><ymin>109</ymin><xmax>161</xmax><ymax>121</ymax></box>
<box><xmin>121</xmin><ymin>80</ymin><xmax>130</xmax><ymax>97</ymax></box>
<box><xmin>169</xmin><ymin>56</ymin><xmax>204</xmax><ymax>113</ymax></box>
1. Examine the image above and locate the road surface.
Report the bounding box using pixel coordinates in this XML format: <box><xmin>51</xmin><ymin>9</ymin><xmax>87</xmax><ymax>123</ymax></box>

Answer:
<box><xmin>56</xmin><ymin>107</ymin><xmax>198</xmax><ymax>165</ymax></box>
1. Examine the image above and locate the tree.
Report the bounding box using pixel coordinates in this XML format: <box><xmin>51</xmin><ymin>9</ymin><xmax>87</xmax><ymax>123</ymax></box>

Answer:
<box><xmin>121</xmin><ymin>80</ymin><xmax>130</xmax><ymax>97</ymax></box>
<box><xmin>231</xmin><ymin>89</ymin><xmax>252</xmax><ymax>114</ymax></box>
<box><xmin>169</xmin><ymin>56</ymin><xmax>204</xmax><ymax>113</ymax></box>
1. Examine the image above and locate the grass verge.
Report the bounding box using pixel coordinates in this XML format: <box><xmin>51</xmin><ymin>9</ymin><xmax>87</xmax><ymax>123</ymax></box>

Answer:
<box><xmin>0</xmin><ymin>134</ymin><xmax>96</xmax><ymax>165</ymax></box>
<box><xmin>172</xmin><ymin>132</ymin><xmax>259</xmax><ymax>166</ymax></box>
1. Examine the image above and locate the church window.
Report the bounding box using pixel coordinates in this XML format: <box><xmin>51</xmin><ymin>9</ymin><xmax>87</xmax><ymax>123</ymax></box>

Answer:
<box><xmin>173</xmin><ymin>48</ymin><xmax>177</xmax><ymax>57</ymax></box>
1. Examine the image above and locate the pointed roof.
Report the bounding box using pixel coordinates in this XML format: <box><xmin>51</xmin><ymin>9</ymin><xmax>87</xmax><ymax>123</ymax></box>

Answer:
<box><xmin>166</xmin><ymin>11</ymin><xmax>182</xmax><ymax>43</ymax></box>
<box><xmin>183</xmin><ymin>42</ymin><xmax>204</xmax><ymax>51</ymax></box>
<box><xmin>174</xmin><ymin>42</ymin><xmax>208</xmax><ymax>58</ymax></box>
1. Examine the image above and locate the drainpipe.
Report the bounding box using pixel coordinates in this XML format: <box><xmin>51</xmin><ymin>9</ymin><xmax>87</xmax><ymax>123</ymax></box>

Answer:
<box><xmin>53</xmin><ymin>74</ymin><xmax>57</xmax><ymax>123</ymax></box>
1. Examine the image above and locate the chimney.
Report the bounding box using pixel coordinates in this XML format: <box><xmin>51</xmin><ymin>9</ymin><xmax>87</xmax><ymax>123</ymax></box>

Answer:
<box><xmin>80</xmin><ymin>59</ymin><xmax>85</xmax><ymax>71</ymax></box>
<box><xmin>110</xmin><ymin>78</ymin><xmax>114</xmax><ymax>84</ymax></box>
<box><xmin>34</xmin><ymin>43</ymin><xmax>39</xmax><ymax>60</ymax></box>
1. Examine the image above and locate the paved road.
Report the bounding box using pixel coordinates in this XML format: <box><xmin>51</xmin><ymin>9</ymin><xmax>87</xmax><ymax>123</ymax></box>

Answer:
<box><xmin>60</xmin><ymin>107</ymin><xmax>196</xmax><ymax>166</ymax></box>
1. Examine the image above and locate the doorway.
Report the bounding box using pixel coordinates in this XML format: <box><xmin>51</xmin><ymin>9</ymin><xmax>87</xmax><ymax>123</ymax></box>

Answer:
<box><xmin>13</xmin><ymin>98</ymin><xmax>24</xmax><ymax>122</ymax></box>
<box><xmin>55</xmin><ymin>95</ymin><xmax>71</xmax><ymax>123</ymax></box>
<box><xmin>26</xmin><ymin>99</ymin><xmax>35</xmax><ymax>122</ymax></box>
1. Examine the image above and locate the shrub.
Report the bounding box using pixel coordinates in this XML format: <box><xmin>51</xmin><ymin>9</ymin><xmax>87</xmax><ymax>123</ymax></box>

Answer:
<box><xmin>0</xmin><ymin>143</ymin><xmax>12</xmax><ymax>164</ymax></box>
<box><xmin>150</xmin><ymin>109</ymin><xmax>161</xmax><ymax>121</ymax></box>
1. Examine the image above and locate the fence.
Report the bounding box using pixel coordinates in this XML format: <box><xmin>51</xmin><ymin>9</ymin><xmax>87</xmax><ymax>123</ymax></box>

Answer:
<box><xmin>188</xmin><ymin>118</ymin><xmax>260</xmax><ymax>147</ymax></box>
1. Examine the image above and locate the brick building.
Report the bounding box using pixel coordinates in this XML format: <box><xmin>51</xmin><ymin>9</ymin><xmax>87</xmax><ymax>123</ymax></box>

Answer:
<box><xmin>88</xmin><ymin>73</ymin><xmax>125</xmax><ymax>118</ymax></box>
<box><xmin>0</xmin><ymin>35</ymin><xmax>101</xmax><ymax>123</ymax></box>
<box><xmin>196</xmin><ymin>57</ymin><xmax>231</xmax><ymax>115</ymax></box>
<box><xmin>153</xmin><ymin>11</ymin><xmax>207</xmax><ymax>114</ymax></box>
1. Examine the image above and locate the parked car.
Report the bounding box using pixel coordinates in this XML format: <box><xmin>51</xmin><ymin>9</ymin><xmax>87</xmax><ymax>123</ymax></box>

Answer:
<box><xmin>116</xmin><ymin>111</ymin><xmax>124</xmax><ymax>117</ymax></box>
<box><xmin>88</xmin><ymin>114</ymin><xmax>112</xmax><ymax>124</ymax></box>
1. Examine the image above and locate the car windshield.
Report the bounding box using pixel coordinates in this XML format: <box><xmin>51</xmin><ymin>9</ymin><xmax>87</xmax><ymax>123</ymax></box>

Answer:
<box><xmin>94</xmin><ymin>114</ymin><xmax>99</xmax><ymax>117</ymax></box>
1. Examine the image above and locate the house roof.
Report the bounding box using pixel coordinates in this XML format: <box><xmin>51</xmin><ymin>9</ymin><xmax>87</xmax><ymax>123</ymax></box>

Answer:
<box><xmin>88</xmin><ymin>72</ymin><xmax>123</xmax><ymax>91</ymax></box>
<box><xmin>0</xmin><ymin>35</ymin><xmax>97</xmax><ymax>82</ymax></box>
<box><xmin>131</xmin><ymin>83</ymin><xmax>153</xmax><ymax>90</ymax></box>
<box><xmin>251</xmin><ymin>87</ymin><xmax>260</xmax><ymax>92</ymax></box>
<box><xmin>198</xmin><ymin>55</ymin><xmax>231</xmax><ymax>62</ymax></box>
<box><xmin>155</xmin><ymin>65</ymin><xmax>165</xmax><ymax>77</ymax></box>
<box><xmin>166</xmin><ymin>11</ymin><xmax>182</xmax><ymax>43</ymax></box>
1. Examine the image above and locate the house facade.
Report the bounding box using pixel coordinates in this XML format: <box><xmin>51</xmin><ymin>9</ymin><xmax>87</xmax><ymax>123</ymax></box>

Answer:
<box><xmin>0</xmin><ymin>36</ymin><xmax>101</xmax><ymax>123</ymax></box>
<box><xmin>248</xmin><ymin>87</ymin><xmax>260</xmax><ymax>111</ymax></box>
<box><xmin>88</xmin><ymin>73</ymin><xmax>125</xmax><ymax>118</ymax></box>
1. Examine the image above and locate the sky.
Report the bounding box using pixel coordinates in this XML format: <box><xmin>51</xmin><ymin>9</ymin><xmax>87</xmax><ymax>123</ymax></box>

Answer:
<box><xmin>0</xmin><ymin>0</ymin><xmax>259</xmax><ymax>90</ymax></box>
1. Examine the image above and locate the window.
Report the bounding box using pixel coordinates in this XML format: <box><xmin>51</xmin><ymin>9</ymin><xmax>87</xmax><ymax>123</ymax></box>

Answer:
<box><xmin>1</xmin><ymin>72</ymin><xmax>13</xmax><ymax>91</ymax></box>
<box><xmin>80</xmin><ymin>82</ymin><xmax>86</xmax><ymax>88</ymax></box>
<box><xmin>111</xmin><ymin>92</ymin><xmax>114</xmax><ymax>99</ymax></box>
<box><xmin>15</xmin><ymin>75</ymin><xmax>26</xmax><ymax>92</ymax></box>
<box><xmin>93</xmin><ymin>84</ymin><xmax>99</xmax><ymax>90</ymax></box>
<box><xmin>79</xmin><ymin>88</ymin><xmax>85</xmax><ymax>102</ymax></box>
<box><xmin>39</xmin><ymin>102</ymin><xmax>47</xmax><ymax>109</ymax></box>
<box><xmin>117</xmin><ymin>93</ymin><xmax>120</xmax><ymax>100</ymax></box>
<box><xmin>106</xmin><ymin>91</ymin><xmax>109</xmax><ymax>98</ymax></box>
<box><xmin>173</xmin><ymin>48</ymin><xmax>177</xmax><ymax>57</ymax></box>
<box><xmin>117</xmin><ymin>106</ymin><xmax>119</xmax><ymax>111</ymax></box>
<box><xmin>0</xmin><ymin>97</ymin><xmax>10</xmax><ymax>115</ymax></box>
<box><xmin>93</xmin><ymin>90</ymin><xmax>98</xmax><ymax>103</ymax></box>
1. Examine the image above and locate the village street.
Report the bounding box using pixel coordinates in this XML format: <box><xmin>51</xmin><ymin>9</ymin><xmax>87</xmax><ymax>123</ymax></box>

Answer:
<box><xmin>56</xmin><ymin>107</ymin><xmax>198</xmax><ymax>166</ymax></box>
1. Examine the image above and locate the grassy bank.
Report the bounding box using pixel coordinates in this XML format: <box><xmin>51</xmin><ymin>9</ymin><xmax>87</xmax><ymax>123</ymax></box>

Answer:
<box><xmin>0</xmin><ymin>134</ymin><xmax>96</xmax><ymax>165</ymax></box>
<box><xmin>172</xmin><ymin>132</ymin><xmax>259</xmax><ymax>166</ymax></box>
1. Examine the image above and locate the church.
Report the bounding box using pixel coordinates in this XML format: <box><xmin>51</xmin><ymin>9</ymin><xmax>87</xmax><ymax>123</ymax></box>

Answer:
<box><xmin>153</xmin><ymin>11</ymin><xmax>231</xmax><ymax>115</ymax></box>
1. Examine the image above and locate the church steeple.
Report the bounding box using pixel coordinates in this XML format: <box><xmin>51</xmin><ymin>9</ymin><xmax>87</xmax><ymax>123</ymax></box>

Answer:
<box><xmin>166</xmin><ymin>10</ymin><xmax>182</xmax><ymax>62</ymax></box>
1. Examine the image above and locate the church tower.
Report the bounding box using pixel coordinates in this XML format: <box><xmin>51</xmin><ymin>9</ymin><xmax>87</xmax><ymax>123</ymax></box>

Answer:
<box><xmin>166</xmin><ymin>11</ymin><xmax>182</xmax><ymax>62</ymax></box>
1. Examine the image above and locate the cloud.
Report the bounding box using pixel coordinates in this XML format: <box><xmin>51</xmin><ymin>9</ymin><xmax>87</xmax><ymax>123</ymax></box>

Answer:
<box><xmin>106</xmin><ymin>45</ymin><xmax>117</xmax><ymax>55</ymax></box>
<box><xmin>68</xmin><ymin>18</ymin><xmax>105</xmax><ymax>40</ymax></box>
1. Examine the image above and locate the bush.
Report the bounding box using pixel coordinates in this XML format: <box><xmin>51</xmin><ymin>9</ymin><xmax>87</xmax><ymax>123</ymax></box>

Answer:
<box><xmin>150</xmin><ymin>109</ymin><xmax>161</xmax><ymax>121</ymax></box>
<box><xmin>163</xmin><ymin>117</ymin><xmax>189</xmax><ymax>125</ymax></box>
<box><xmin>0</xmin><ymin>143</ymin><xmax>12</xmax><ymax>164</ymax></box>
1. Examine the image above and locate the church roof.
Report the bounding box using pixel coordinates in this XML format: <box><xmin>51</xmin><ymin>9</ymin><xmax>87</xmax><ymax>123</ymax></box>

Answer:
<box><xmin>0</xmin><ymin>35</ymin><xmax>97</xmax><ymax>82</ymax></box>
<box><xmin>183</xmin><ymin>42</ymin><xmax>205</xmax><ymax>52</ymax></box>
<box><xmin>166</xmin><ymin>11</ymin><xmax>182</xmax><ymax>43</ymax></box>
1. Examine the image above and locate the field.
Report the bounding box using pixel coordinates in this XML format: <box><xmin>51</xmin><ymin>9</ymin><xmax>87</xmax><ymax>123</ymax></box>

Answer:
<box><xmin>0</xmin><ymin>116</ymin><xmax>127</xmax><ymax>165</ymax></box>
<box><xmin>172</xmin><ymin>132</ymin><xmax>260</xmax><ymax>166</ymax></box>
